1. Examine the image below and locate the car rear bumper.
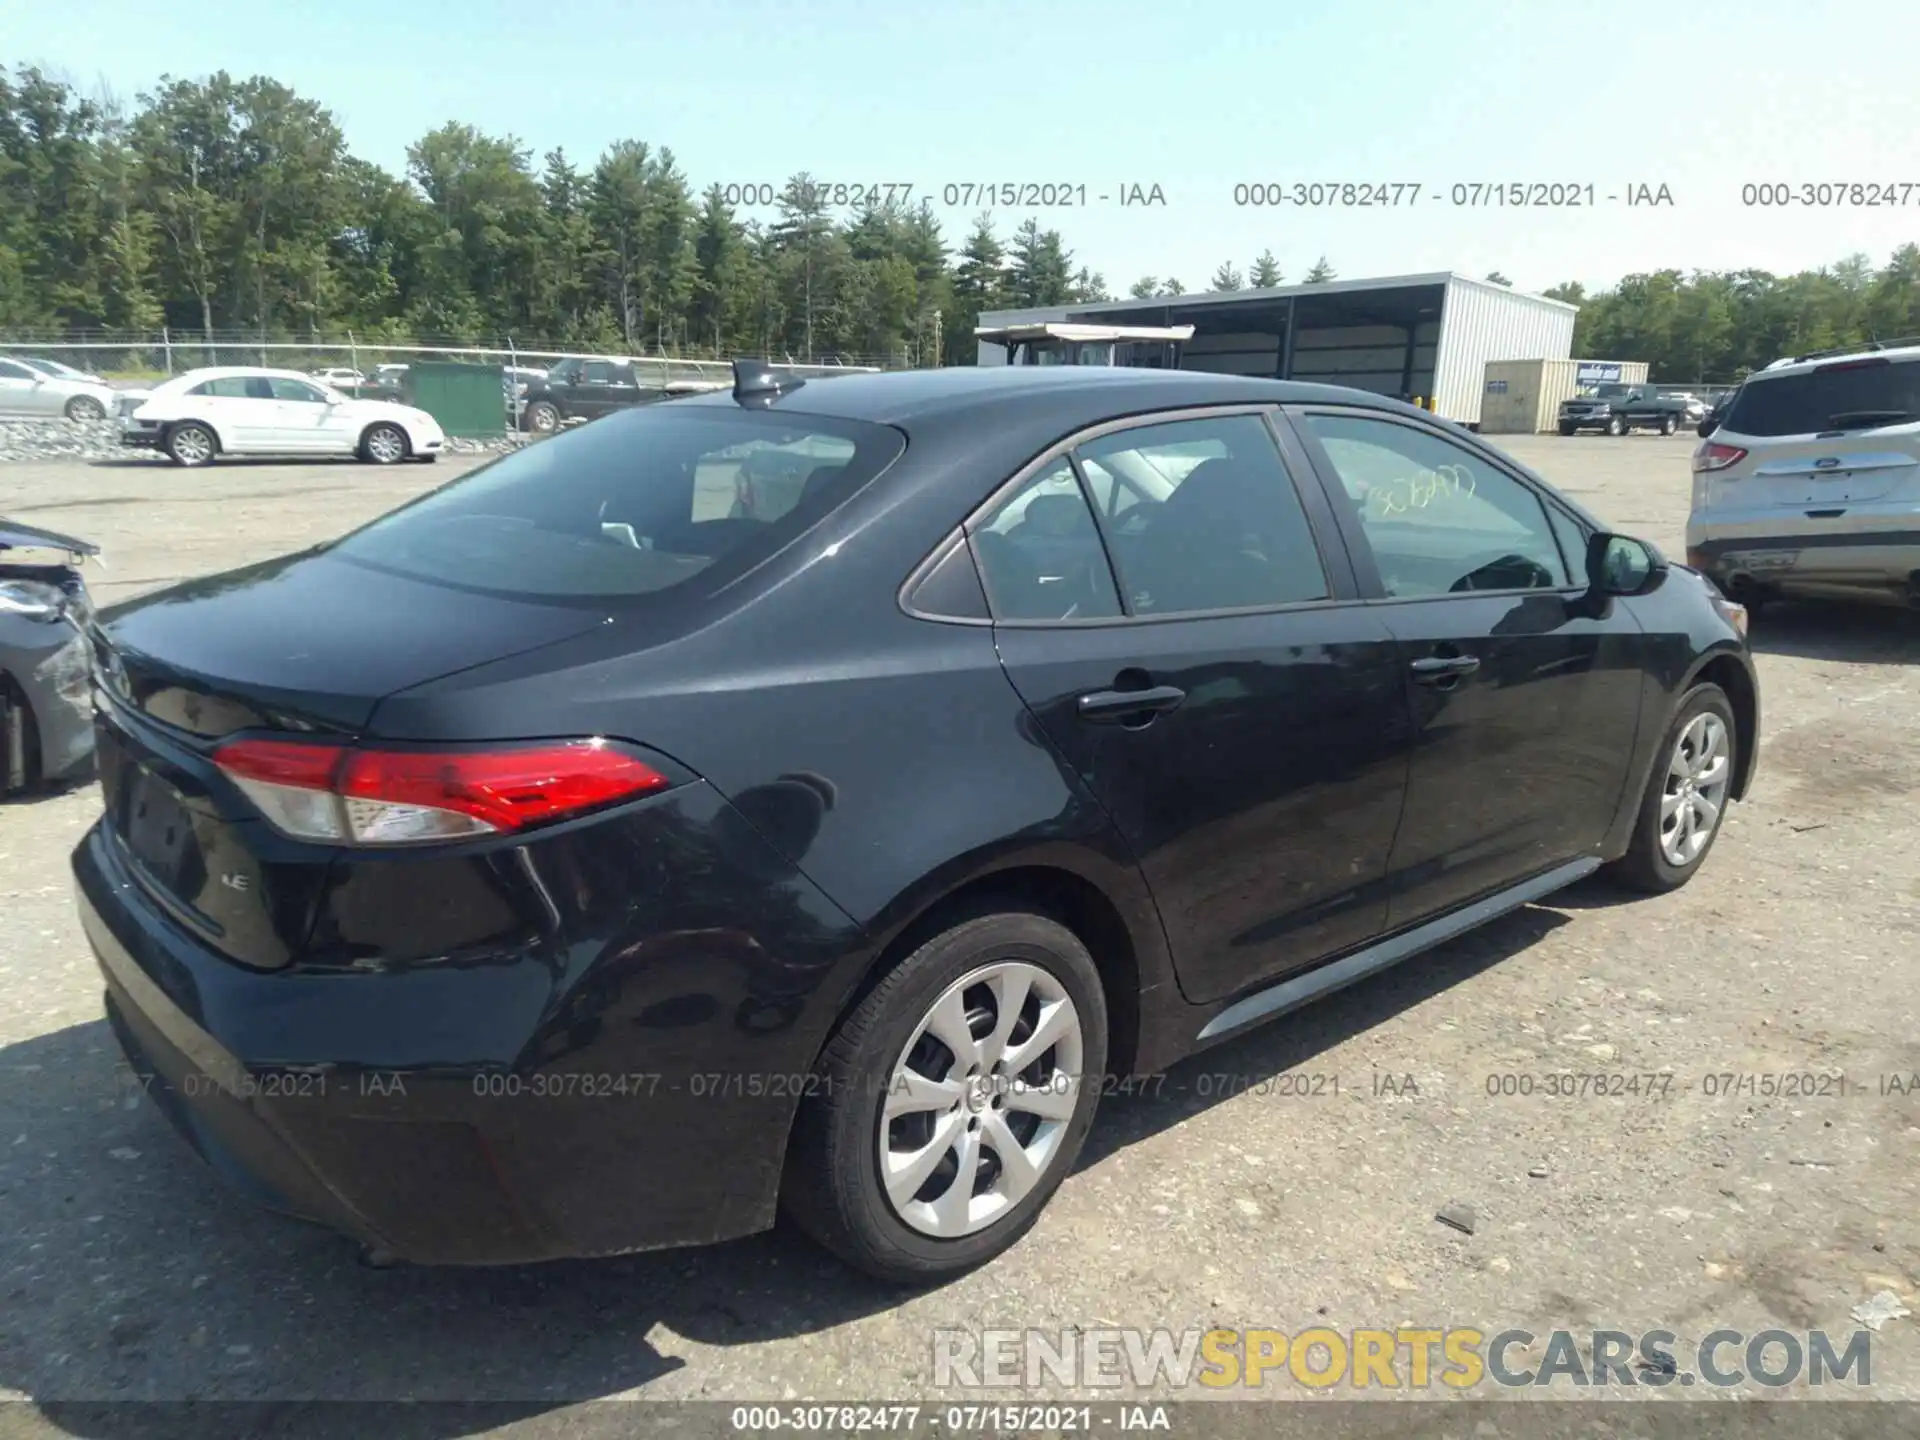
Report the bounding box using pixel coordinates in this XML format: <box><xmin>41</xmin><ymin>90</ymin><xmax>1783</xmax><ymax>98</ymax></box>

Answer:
<box><xmin>1685</xmin><ymin>526</ymin><xmax>1920</xmax><ymax>603</ymax></box>
<box><xmin>71</xmin><ymin>779</ymin><xmax>870</xmax><ymax>1264</ymax></box>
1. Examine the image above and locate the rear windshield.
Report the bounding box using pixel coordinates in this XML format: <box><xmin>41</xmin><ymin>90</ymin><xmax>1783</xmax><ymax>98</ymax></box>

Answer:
<box><xmin>331</xmin><ymin>405</ymin><xmax>904</xmax><ymax>601</ymax></box>
<box><xmin>1725</xmin><ymin>357</ymin><xmax>1920</xmax><ymax>437</ymax></box>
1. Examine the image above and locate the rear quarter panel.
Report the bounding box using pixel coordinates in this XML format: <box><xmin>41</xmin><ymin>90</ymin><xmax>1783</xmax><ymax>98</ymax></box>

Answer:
<box><xmin>359</xmin><ymin>444</ymin><xmax>1181</xmax><ymax>1072</ymax></box>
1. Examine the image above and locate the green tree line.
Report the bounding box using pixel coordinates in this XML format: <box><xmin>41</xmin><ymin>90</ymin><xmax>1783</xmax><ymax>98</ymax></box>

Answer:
<box><xmin>1542</xmin><ymin>254</ymin><xmax>1920</xmax><ymax>381</ymax></box>
<box><xmin>0</xmin><ymin>65</ymin><xmax>1111</xmax><ymax>366</ymax></box>
<box><xmin>4</xmin><ymin>64</ymin><xmax>1917</xmax><ymax>377</ymax></box>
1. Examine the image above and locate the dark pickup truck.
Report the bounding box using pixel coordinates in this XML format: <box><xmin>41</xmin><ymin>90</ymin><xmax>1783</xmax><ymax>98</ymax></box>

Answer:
<box><xmin>1557</xmin><ymin>383</ymin><xmax>1698</xmax><ymax>436</ymax></box>
<box><xmin>513</xmin><ymin>357</ymin><xmax>728</xmax><ymax>433</ymax></box>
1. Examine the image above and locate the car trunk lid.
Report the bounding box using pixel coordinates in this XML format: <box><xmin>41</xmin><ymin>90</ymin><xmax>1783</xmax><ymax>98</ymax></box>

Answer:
<box><xmin>90</xmin><ymin>550</ymin><xmax>612</xmax><ymax>968</ymax></box>
<box><xmin>1722</xmin><ymin>432</ymin><xmax>1919</xmax><ymax>508</ymax></box>
<box><xmin>1717</xmin><ymin>356</ymin><xmax>1920</xmax><ymax>507</ymax></box>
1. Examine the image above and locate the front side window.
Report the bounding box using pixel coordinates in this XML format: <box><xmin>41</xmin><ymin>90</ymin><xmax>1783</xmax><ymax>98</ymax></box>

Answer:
<box><xmin>1076</xmin><ymin>413</ymin><xmax>1328</xmax><ymax>615</ymax></box>
<box><xmin>971</xmin><ymin>458</ymin><xmax>1122</xmax><ymax>621</ymax></box>
<box><xmin>0</xmin><ymin>360</ymin><xmax>32</xmax><ymax>380</ymax></box>
<box><xmin>1302</xmin><ymin>412</ymin><xmax>1569</xmax><ymax>597</ymax></box>
<box><xmin>331</xmin><ymin>407</ymin><xmax>904</xmax><ymax>602</ymax></box>
<box><xmin>1546</xmin><ymin>504</ymin><xmax>1591</xmax><ymax>583</ymax></box>
<box><xmin>269</xmin><ymin>378</ymin><xmax>327</xmax><ymax>403</ymax></box>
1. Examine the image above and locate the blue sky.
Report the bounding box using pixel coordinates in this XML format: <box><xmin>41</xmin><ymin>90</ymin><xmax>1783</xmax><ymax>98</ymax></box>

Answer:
<box><xmin>9</xmin><ymin>0</ymin><xmax>1916</xmax><ymax>294</ymax></box>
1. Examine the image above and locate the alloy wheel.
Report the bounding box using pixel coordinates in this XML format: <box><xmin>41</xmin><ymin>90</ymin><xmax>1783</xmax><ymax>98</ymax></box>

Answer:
<box><xmin>170</xmin><ymin>426</ymin><xmax>213</xmax><ymax>464</ymax></box>
<box><xmin>1659</xmin><ymin>711</ymin><xmax>1731</xmax><ymax>866</ymax></box>
<box><xmin>366</xmin><ymin>425</ymin><xmax>406</xmax><ymax>463</ymax></box>
<box><xmin>879</xmin><ymin>960</ymin><xmax>1084</xmax><ymax>1239</ymax></box>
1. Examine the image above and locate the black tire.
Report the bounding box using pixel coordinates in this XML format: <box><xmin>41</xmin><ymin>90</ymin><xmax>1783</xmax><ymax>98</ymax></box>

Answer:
<box><xmin>165</xmin><ymin>422</ymin><xmax>217</xmax><ymax>467</ymax></box>
<box><xmin>1607</xmin><ymin>413</ymin><xmax>1627</xmax><ymax>436</ymax></box>
<box><xmin>1660</xmin><ymin>414</ymin><xmax>1678</xmax><ymax>436</ymax></box>
<box><xmin>1606</xmin><ymin>682</ymin><xmax>1737</xmax><ymax>894</ymax></box>
<box><xmin>524</xmin><ymin>400</ymin><xmax>560</xmax><ymax>434</ymax></box>
<box><xmin>1558</xmin><ymin>423</ymin><xmax>1577</xmax><ymax>437</ymax></box>
<box><xmin>64</xmin><ymin>394</ymin><xmax>106</xmax><ymax>423</ymax></box>
<box><xmin>782</xmin><ymin>908</ymin><xmax>1108</xmax><ymax>1285</ymax></box>
<box><xmin>359</xmin><ymin>422</ymin><xmax>409</xmax><ymax>465</ymax></box>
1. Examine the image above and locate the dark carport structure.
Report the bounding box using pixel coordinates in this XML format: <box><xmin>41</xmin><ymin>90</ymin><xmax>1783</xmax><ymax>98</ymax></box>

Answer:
<box><xmin>975</xmin><ymin>271</ymin><xmax>1577</xmax><ymax>427</ymax></box>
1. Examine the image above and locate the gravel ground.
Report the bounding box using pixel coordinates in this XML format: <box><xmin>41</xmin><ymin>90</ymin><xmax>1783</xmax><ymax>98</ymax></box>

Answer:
<box><xmin>0</xmin><ymin>417</ymin><xmax>523</xmax><ymax>466</ymax></box>
<box><xmin>0</xmin><ymin>437</ymin><xmax>1916</xmax><ymax>1430</ymax></box>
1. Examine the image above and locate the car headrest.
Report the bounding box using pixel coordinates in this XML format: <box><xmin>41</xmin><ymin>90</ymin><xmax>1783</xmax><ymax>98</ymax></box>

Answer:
<box><xmin>1160</xmin><ymin>456</ymin><xmax>1263</xmax><ymax>526</ymax></box>
<box><xmin>1017</xmin><ymin>493</ymin><xmax>1093</xmax><ymax>537</ymax></box>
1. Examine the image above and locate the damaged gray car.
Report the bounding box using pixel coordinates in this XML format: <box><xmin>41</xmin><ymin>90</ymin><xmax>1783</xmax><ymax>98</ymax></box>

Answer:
<box><xmin>1</xmin><ymin>519</ymin><xmax>97</xmax><ymax>795</ymax></box>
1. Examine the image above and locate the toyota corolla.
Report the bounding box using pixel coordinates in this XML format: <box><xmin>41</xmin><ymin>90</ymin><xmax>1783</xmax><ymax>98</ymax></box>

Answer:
<box><xmin>74</xmin><ymin>362</ymin><xmax>1757</xmax><ymax>1283</ymax></box>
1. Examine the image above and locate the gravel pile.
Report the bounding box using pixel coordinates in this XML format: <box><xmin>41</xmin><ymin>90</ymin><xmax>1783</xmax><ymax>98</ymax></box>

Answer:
<box><xmin>0</xmin><ymin>419</ymin><xmax>526</xmax><ymax>464</ymax></box>
<box><xmin>0</xmin><ymin>419</ymin><xmax>131</xmax><ymax>463</ymax></box>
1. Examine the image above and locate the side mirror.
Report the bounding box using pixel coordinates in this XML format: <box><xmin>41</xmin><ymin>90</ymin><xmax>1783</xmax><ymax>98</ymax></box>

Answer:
<box><xmin>1585</xmin><ymin>532</ymin><xmax>1665</xmax><ymax>597</ymax></box>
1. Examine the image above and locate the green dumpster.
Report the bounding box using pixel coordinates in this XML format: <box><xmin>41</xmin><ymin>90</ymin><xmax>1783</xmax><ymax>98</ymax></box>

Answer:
<box><xmin>398</xmin><ymin>361</ymin><xmax>509</xmax><ymax>438</ymax></box>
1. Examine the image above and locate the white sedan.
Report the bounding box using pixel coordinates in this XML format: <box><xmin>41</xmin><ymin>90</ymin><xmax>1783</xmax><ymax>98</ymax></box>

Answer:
<box><xmin>122</xmin><ymin>367</ymin><xmax>445</xmax><ymax>467</ymax></box>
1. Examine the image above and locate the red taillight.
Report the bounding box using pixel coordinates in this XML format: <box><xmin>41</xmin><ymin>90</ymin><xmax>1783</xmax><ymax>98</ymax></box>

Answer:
<box><xmin>1692</xmin><ymin>441</ymin><xmax>1748</xmax><ymax>473</ymax></box>
<box><xmin>213</xmin><ymin>737</ymin><xmax>671</xmax><ymax>846</ymax></box>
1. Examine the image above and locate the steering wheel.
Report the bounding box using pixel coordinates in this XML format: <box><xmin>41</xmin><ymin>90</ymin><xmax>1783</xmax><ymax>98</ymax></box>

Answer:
<box><xmin>1449</xmin><ymin>553</ymin><xmax>1556</xmax><ymax>593</ymax></box>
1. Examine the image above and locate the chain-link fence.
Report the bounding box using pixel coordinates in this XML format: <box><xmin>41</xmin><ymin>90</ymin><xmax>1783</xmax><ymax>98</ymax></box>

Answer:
<box><xmin>0</xmin><ymin>331</ymin><xmax>899</xmax><ymax>385</ymax></box>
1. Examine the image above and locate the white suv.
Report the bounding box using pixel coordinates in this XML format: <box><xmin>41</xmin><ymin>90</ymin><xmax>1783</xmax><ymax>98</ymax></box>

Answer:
<box><xmin>1687</xmin><ymin>340</ymin><xmax>1920</xmax><ymax>611</ymax></box>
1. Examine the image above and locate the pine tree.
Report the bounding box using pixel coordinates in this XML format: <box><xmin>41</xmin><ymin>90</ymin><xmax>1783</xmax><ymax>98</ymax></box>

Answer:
<box><xmin>947</xmin><ymin>213</ymin><xmax>1006</xmax><ymax>366</ymax></box>
<box><xmin>1007</xmin><ymin>218</ymin><xmax>1074</xmax><ymax>307</ymax></box>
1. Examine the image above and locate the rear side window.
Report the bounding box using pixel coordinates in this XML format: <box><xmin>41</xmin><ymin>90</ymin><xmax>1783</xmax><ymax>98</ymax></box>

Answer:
<box><xmin>1078</xmin><ymin>413</ymin><xmax>1328</xmax><ymax>615</ymax></box>
<box><xmin>189</xmin><ymin>376</ymin><xmax>273</xmax><ymax>399</ymax></box>
<box><xmin>1725</xmin><ymin>358</ymin><xmax>1920</xmax><ymax>436</ymax></box>
<box><xmin>971</xmin><ymin>458</ymin><xmax>1123</xmax><ymax>621</ymax></box>
<box><xmin>331</xmin><ymin>407</ymin><xmax>904</xmax><ymax>601</ymax></box>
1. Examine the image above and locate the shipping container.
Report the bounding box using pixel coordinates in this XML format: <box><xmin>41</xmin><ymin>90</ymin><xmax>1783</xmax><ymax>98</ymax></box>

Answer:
<box><xmin>1479</xmin><ymin>357</ymin><xmax>1653</xmax><ymax>433</ymax></box>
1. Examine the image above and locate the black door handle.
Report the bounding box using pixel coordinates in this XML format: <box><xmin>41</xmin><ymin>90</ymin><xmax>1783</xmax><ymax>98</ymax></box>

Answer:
<box><xmin>1409</xmin><ymin>653</ymin><xmax>1481</xmax><ymax>685</ymax></box>
<box><xmin>1076</xmin><ymin>684</ymin><xmax>1187</xmax><ymax>722</ymax></box>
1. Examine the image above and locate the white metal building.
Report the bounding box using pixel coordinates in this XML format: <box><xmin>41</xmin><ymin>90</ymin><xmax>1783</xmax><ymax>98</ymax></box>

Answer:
<box><xmin>975</xmin><ymin>272</ymin><xmax>1577</xmax><ymax>426</ymax></box>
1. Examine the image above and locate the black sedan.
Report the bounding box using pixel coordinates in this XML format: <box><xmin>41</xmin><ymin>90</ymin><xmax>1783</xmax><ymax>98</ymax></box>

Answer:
<box><xmin>73</xmin><ymin>362</ymin><xmax>1758</xmax><ymax>1283</ymax></box>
